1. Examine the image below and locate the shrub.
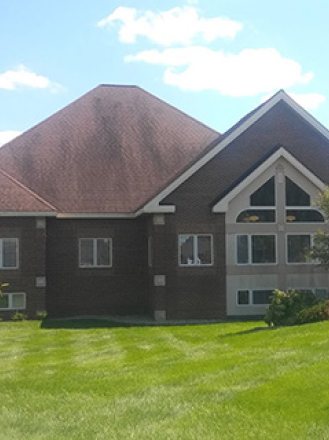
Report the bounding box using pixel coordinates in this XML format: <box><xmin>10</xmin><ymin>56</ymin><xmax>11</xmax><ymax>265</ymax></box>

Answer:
<box><xmin>35</xmin><ymin>310</ymin><xmax>47</xmax><ymax>320</ymax></box>
<box><xmin>11</xmin><ymin>311</ymin><xmax>27</xmax><ymax>321</ymax></box>
<box><xmin>264</xmin><ymin>289</ymin><xmax>319</xmax><ymax>326</ymax></box>
<box><xmin>296</xmin><ymin>300</ymin><xmax>329</xmax><ymax>324</ymax></box>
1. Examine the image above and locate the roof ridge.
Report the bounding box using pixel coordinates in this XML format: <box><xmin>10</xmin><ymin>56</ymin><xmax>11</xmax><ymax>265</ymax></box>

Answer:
<box><xmin>134</xmin><ymin>86</ymin><xmax>221</xmax><ymax>136</ymax></box>
<box><xmin>0</xmin><ymin>167</ymin><xmax>57</xmax><ymax>211</ymax></box>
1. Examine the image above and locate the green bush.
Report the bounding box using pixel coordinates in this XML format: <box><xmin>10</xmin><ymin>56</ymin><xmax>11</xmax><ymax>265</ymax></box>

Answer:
<box><xmin>296</xmin><ymin>300</ymin><xmax>329</xmax><ymax>324</ymax></box>
<box><xmin>11</xmin><ymin>311</ymin><xmax>27</xmax><ymax>321</ymax></box>
<box><xmin>35</xmin><ymin>310</ymin><xmax>47</xmax><ymax>320</ymax></box>
<box><xmin>264</xmin><ymin>289</ymin><xmax>319</xmax><ymax>326</ymax></box>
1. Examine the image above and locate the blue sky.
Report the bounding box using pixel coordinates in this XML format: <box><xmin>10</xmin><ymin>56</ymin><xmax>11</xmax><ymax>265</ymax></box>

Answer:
<box><xmin>1</xmin><ymin>0</ymin><xmax>329</xmax><ymax>145</ymax></box>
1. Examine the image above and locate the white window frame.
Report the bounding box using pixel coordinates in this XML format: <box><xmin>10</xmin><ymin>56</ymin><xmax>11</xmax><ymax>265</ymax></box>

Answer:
<box><xmin>0</xmin><ymin>238</ymin><xmax>19</xmax><ymax>269</ymax></box>
<box><xmin>0</xmin><ymin>292</ymin><xmax>26</xmax><ymax>310</ymax></box>
<box><xmin>79</xmin><ymin>238</ymin><xmax>112</xmax><ymax>268</ymax></box>
<box><xmin>286</xmin><ymin>234</ymin><xmax>314</xmax><ymax>265</ymax></box>
<box><xmin>236</xmin><ymin>234</ymin><xmax>277</xmax><ymax>265</ymax></box>
<box><xmin>236</xmin><ymin>289</ymin><xmax>274</xmax><ymax>307</ymax></box>
<box><xmin>178</xmin><ymin>234</ymin><xmax>214</xmax><ymax>267</ymax></box>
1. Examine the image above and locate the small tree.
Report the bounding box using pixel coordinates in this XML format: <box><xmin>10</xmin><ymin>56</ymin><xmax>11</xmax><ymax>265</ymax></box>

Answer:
<box><xmin>310</xmin><ymin>187</ymin><xmax>329</xmax><ymax>267</ymax></box>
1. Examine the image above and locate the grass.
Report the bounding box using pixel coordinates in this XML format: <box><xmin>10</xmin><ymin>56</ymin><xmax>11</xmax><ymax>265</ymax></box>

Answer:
<box><xmin>1</xmin><ymin>319</ymin><xmax>329</xmax><ymax>439</ymax></box>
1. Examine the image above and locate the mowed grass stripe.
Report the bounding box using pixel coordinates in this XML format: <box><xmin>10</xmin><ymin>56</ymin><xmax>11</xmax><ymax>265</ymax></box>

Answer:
<box><xmin>0</xmin><ymin>320</ymin><xmax>329</xmax><ymax>439</ymax></box>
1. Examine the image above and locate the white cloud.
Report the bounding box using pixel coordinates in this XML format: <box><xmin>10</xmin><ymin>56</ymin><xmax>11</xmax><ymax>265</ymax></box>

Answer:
<box><xmin>0</xmin><ymin>65</ymin><xmax>62</xmax><ymax>93</ymax></box>
<box><xmin>97</xmin><ymin>6</ymin><xmax>242</xmax><ymax>46</ymax></box>
<box><xmin>287</xmin><ymin>92</ymin><xmax>326</xmax><ymax>111</ymax></box>
<box><xmin>126</xmin><ymin>47</ymin><xmax>314</xmax><ymax>97</ymax></box>
<box><xmin>0</xmin><ymin>131</ymin><xmax>22</xmax><ymax>147</ymax></box>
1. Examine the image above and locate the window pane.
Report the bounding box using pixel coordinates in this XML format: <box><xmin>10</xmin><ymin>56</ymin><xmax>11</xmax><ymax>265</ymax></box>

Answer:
<box><xmin>80</xmin><ymin>239</ymin><xmax>94</xmax><ymax>266</ymax></box>
<box><xmin>197</xmin><ymin>236</ymin><xmax>212</xmax><ymax>265</ymax></box>
<box><xmin>286</xmin><ymin>177</ymin><xmax>310</xmax><ymax>206</ymax></box>
<box><xmin>97</xmin><ymin>239</ymin><xmax>111</xmax><ymax>266</ymax></box>
<box><xmin>253</xmin><ymin>290</ymin><xmax>272</xmax><ymax>305</ymax></box>
<box><xmin>237</xmin><ymin>235</ymin><xmax>249</xmax><ymax>264</ymax></box>
<box><xmin>252</xmin><ymin>235</ymin><xmax>275</xmax><ymax>263</ymax></box>
<box><xmin>287</xmin><ymin>235</ymin><xmax>311</xmax><ymax>263</ymax></box>
<box><xmin>237</xmin><ymin>290</ymin><xmax>249</xmax><ymax>305</ymax></box>
<box><xmin>2</xmin><ymin>239</ymin><xmax>17</xmax><ymax>268</ymax></box>
<box><xmin>12</xmin><ymin>293</ymin><xmax>25</xmax><ymax>309</ymax></box>
<box><xmin>0</xmin><ymin>295</ymin><xmax>9</xmax><ymax>309</ymax></box>
<box><xmin>179</xmin><ymin>235</ymin><xmax>194</xmax><ymax>265</ymax></box>
<box><xmin>236</xmin><ymin>210</ymin><xmax>276</xmax><ymax>223</ymax></box>
<box><xmin>250</xmin><ymin>177</ymin><xmax>275</xmax><ymax>206</ymax></box>
<box><xmin>286</xmin><ymin>209</ymin><xmax>324</xmax><ymax>223</ymax></box>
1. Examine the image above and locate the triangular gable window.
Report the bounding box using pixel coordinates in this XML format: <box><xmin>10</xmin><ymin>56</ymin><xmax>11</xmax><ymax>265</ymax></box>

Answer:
<box><xmin>250</xmin><ymin>177</ymin><xmax>275</xmax><ymax>206</ymax></box>
<box><xmin>285</xmin><ymin>177</ymin><xmax>310</xmax><ymax>206</ymax></box>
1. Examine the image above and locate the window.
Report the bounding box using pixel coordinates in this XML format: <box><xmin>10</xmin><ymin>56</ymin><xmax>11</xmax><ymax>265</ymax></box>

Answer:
<box><xmin>79</xmin><ymin>238</ymin><xmax>112</xmax><ymax>268</ymax></box>
<box><xmin>237</xmin><ymin>289</ymin><xmax>273</xmax><ymax>306</ymax></box>
<box><xmin>287</xmin><ymin>235</ymin><xmax>312</xmax><ymax>263</ymax></box>
<box><xmin>285</xmin><ymin>177</ymin><xmax>310</xmax><ymax>206</ymax></box>
<box><xmin>179</xmin><ymin>234</ymin><xmax>213</xmax><ymax>266</ymax></box>
<box><xmin>236</xmin><ymin>209</ymin><xmax>276</xmax><ymax>223</ymax></box>
<box><xmin>237</xmin><ymin>235</ymin><xmax>276</xmax><ymax>264</ymax></box>
<box><xmin>0</xmin><ymin>238</ymin><xmax>18</xmax><ymax>269</ymax></box>
<box><xmin>0</xmin><ymin>292</ymin><xmax>25</xmax><ymax>310</ymax></box>
<box><xmin>286</xmin><ymin>209</ymin><xmax>324</xmax><ymax>223</ymax></box>
<box><xmin>250</xmin><ymin>177</ymin><xmax>275</xmax><ymax>206</ymax></box>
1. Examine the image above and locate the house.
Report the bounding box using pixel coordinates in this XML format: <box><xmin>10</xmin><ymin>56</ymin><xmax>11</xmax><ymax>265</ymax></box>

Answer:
<box><xmin>0</xmin><ymin>85</ymin><xmax>329</xmax><ymax>320</ymax></box>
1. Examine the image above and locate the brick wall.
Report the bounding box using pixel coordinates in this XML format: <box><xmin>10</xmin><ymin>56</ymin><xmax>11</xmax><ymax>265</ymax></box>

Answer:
<box><xmin>46</xmin><ymin>217</ymin><xmax>150</xmax><ymax>317</ymax></box>
<box><xmin>0</xmin><ymin>217</ymin><xmax>46</xmax><ymax>320</ymax></box>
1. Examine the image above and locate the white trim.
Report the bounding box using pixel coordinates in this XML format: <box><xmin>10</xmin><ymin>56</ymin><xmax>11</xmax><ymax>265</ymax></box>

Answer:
<box><xmin>0</xmin><ymin>292</ymin><xmax>26</xmax><ymax>310</ymax></box>
<box><xmin>236</xmin><ymin>288</ymin><xmax>273</xmax><ymax>307</ymax></box>
<box><xmin>213</xmin><ymin>147</ymin><xmax>325</xmax><ymax>213</ymax></box>
<box><xmin>236</xmin><ymin>233</ymin><xmax>277</xmax><ymax>265</ymax></box>
<box><xmin>0</xmin><ymin>238</ymin><xmax>19</xmax><ymax>270</ymax></box>
<box><xmin>79</xmin><ymin>238</ymin><xmax>113</xmax><ymax>268</ymax></box>
<box><xmin>178</xmin><ymin>234</ymin><xmax>214</xmax><ymax>267</ymax></box>
<box><xmin>57</xmin><ymin>205</ymin><xmax>176</xmax><ymax>219</ymax></box>
<box><xmin>0</xmin><ymin>211</ymin><xmax>56</xmax><ymax>217</ymax></box>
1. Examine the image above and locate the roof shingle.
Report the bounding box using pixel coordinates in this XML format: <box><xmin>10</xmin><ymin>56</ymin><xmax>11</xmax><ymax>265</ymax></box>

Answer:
<box><xmin>0</xmin><ymin>85</ymin><xmax>219</xmax><ymax>214</ymax></box>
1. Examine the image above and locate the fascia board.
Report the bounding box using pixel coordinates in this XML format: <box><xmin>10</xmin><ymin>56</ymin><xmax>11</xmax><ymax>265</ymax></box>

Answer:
<box><xmin>212</xmin><ymin>147</ymin><xmax>325</xmax><ymax>213</ymax></box>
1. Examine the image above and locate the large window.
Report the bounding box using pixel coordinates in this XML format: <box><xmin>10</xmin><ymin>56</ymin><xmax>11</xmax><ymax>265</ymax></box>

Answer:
<box><xmin>0</xmin><ymin>238</ymin><xmax>18</xmax><ymax>269</ymax></box>
<box><xmin>179</xmin><ymin>234</ymin><xmax>213</xmax><ymax>266</ymax></box>
<box><xmin>237</xmin><ymin>289</ymin><xmax>273</xmax><ymax>306</ymax></box>
<box><xmin>250</xmin><ymin>177</ymin><xmax>275</xmax><ymax>206</ymax></box>
<box><xmin>79</xmin><ymin>238</ymin><xmax>112</xmax><ymax>268</ymax></box>
<box><xmin>0</xmin><ymin>292</ymin><xmax>25</xmax><ymax>310</ymax></box>
<box><xmin>285</xmin><ymin>177</ymin><xmax>310</xmax><ymax>206</ymax></box>
<box><xmin>237</xmin><ymin>234</ymin><xmax>276</xmax><ymax>264</ymax></box>
<box><xmin>287</xmin><ymin>235</ymin><xmax>312</xmax><ymax>263</ymax></box>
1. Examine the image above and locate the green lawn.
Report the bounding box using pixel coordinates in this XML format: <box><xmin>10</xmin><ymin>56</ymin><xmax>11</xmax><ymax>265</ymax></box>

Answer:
<box><xmin>1</xmin><ymin>319</ymin><xmax>329</xmax><ymax>439</ymax></box>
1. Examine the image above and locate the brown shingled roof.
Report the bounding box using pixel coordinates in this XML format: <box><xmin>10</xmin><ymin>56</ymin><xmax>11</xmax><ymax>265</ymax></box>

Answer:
<box><xmin>0</xmin><ymin>85</ymin><xmax>219</xmax><ymax>214</ymax></box>
<box><xmin>0</xmin><ymin>169</ymin><xmax>55</xmax><ymax>214</ymax></box>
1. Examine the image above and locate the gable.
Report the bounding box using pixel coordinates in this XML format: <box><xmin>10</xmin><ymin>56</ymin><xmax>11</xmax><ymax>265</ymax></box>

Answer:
<box><xmin>213</xmin><ymin>148</ymin><xmax>325</xmax><ymax>214</ymax></box>
<box><xmin>144</xmin><ymin>91</ymin><xmax>329</xmax><ymax>213</ymax></box>
<box><xmin>214</xmin><ymin>149</ymin><xmax>325</xmax><ymax>225</ymax></box>
<box><xmin>158</xmin><ymin>97</ymin><xmax>329</xmax><ymax>214</ymax></box>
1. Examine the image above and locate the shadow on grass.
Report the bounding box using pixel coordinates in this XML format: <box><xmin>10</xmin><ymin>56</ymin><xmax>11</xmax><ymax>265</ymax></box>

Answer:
<box><xmin>219</xmin><ymin>325</ymin><xmax>277</xmax><ymax>338</ymax></box>
<box><xmin>41</xmin><ymin>318</ymin><xmax>133</xmax><ymax>329</ymax></box>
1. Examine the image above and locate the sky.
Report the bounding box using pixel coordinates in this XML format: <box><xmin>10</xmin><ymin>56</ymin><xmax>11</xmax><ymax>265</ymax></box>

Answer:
<box><xmin>1</xmin><ymin>0</ymin><xmax>329</xmax><ymax>146</ymax></box>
